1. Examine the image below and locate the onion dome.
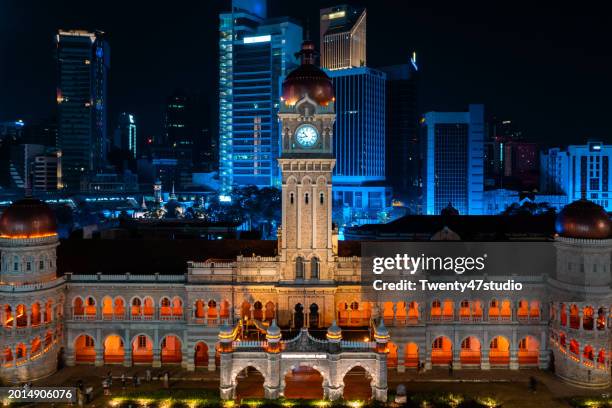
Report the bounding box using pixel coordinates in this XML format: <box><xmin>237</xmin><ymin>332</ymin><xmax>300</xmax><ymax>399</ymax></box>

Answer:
<box><xmin>440</xmin><ymin>202</ymin><xmax>459</xmax><ymax>216</ymax></box>
<box><xmin>281</xmin><ymin>40</ymin><xmax>335</xmax><ymax>106</ymax></box>
<box><xmin>555</xmin><ymin>199</ymin><xmax>611</xmax><ymax>239</ymax></box>
<box><xmin>0</xmin><ymin>197</ymin><xmax>57</xmax><ymax>239</ymax></box>
<box><xmin>218</xmin><ymin>320</ymin><xmax>235</xmax><ymax>341</ymax></box>
<box><xmin>374</xmin><ymin>319</ymin><xmax>389</xmax><ymax>338</ymax></box>
<box><xmin>266</xmin><ymin>319</ymin><xmax>281</xmax><ymax>341</ymax></box>
<box><xmin>326</xmin><ymin>320</ymin><xmax>342</xmax><ymax>341</ymax></box>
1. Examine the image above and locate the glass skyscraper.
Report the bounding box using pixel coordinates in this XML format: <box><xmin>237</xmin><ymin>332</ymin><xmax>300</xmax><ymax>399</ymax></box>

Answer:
<box><xmin>320</xmin><ymin>5</ymin><xmax>367</xmax><ymax>70</ymax></box>
<box><xmin>55</xmin><ymin>30</ymin><xmax>109</xmax><ymax>191</ymax></box>
<box><xmin>218</xmin><ymin>1</ymin><xmax>302</xmax><ymax>197</ymax></box>
<box><xmin>421</xmin><ymin>104</ymin><xmax>485</xmax><ymax>215</ymax></box>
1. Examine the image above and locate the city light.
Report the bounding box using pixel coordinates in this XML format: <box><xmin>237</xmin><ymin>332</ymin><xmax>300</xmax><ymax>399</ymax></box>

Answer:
<box><xmin>243</xmin><ymin>35</ymin><xmax>271</xmax><ymax>44</ymax></box>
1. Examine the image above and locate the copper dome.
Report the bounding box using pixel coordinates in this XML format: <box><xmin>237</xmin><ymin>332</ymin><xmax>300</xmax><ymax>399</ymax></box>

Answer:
<box><xmin>555</xmin><ymin>199</ymin><xmax>611</xmax><ymax>239</ymax></box>
<box><xmin>0</xmin><ymin>197</ymin><xmax>57</xmax><ymax>239</ymax></box>
<box><xmin>281</xmin><ymin>40</ymin><xmax>334</xmax><ymax>106</ymax></box>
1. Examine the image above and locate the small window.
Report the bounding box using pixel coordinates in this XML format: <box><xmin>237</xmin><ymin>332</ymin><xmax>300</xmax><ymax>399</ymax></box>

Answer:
<box><xmin>290</xmin><ymin>193</ymin><xmax>294</xmax><ymax>204</ymax></box>
<box><xmin>320</xmin><ymin>192</ymin><xmax>324</xmax><ymax>205</ymax></box>
<box><xmin>13</xmin><ymin>262</ymin><xmax>18</xmax><ymax>271</ymax></box>
<box><xmin>305</xmin><ymin>193</ymin><xmax>309</xmax><ymax>205</ymax></box>
<box><xmin>138</xmin><ymin>335</ymin><xmax>147</xmax><ymax>348</ymax></box>
<box><xmin>85</xmin><ymin>336</ymin><xmax>94</xmax><ymax>347</ymax></box>
<box><xmin>26</xmin><ymin>262</ymin><xmax>31</xmax><ymax>271</ymax></box>
<box><xmin>39</xmin><ymin>260</ymin><xmax>44</xmax><ymax>270</ymax></box>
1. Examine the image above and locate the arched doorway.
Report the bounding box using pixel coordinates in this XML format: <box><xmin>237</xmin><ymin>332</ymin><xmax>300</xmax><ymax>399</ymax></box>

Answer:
<box><xmin>293</xmin><ymin>304</ymin><xmax>304</xmax><ymax>329</ymax></box>
<box><xmin>161</xmin><ymin>335</ymin><xmax>182</xmax><ymax>364</ymax></box>
<box><xmin>74</xmin><ymin>334</ymin><xmax>95</xmax><ymax>363</ymax></box>
<box><xmin>253</xmin><ymin>301</ymin><xmax>263</xmax><ymax>320</ymax></box>
<box><xmin>489</xmin><ymin>336</ymin><xmax>510</xmax><ymax>366</ymax></box>
<box><xmin>195</xmin><ymin>342</ymin><xmax>208</xmax><ymax>367</ymax></box>
<box><xmin>460</xmin><ymin>337</ymin><xmax>481</xmax><ymax>366</ymax></box>
<box><xmin>404</xmin><ymin>343</ymin><xmax>419</xmax><ymax>368</ymax></box>
<box><xmin>343</xmin><ymin>366</ymin><xmax>372</xmax><ymax>400</ymax></box>
<box><xmin>240</xmin><ymin>301</ymin><xmax>251</xmax><ymax>320</ymax></box>
<box><xmin>431</xmin><ymin>336</ymin><xmax>452</xmax><ymax>366</ymax></box>
<box><xmin>309</xmin><ymin>303</ymin><xmax>320</xmax><ymax>328</ymax></box>
<box><xmin>132</xmin><ymin>334</ymin><xmax>153</xmax><ymax>364</ymax></box>
<box><xmin>284</xmin><ymin>366</ymin><xmax>324</xmax><ymax>399</ymax></box>
<box><xmin>235</xmin><ymin>366</ymin><xmax>265</xmax><ymax>399</ymax></box>
<box><xmin>518</xmin><ymin>336</ymin><xmax>539</xmax><ymax>366</ymax></box>
<box><xmin>264</xmin><ymin>301</ymin><xmax>275</xmax><ymax>322</ymax></box>
<box><xmin>103</xmin><ymin>335</ymin><xmax>125</xmax><ymax>364</ymax></box>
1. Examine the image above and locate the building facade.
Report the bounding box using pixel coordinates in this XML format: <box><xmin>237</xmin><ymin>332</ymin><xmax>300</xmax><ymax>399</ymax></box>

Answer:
<box><xmin>55</xmin><ymin>30</ymin><xmax>110</xmax><ymax>191</ymax></box>
<box><xmin>319</xmin><ymin>5</ymin><xmax>367</xmax><ymax>71</ymax></box>
<box><xmin>219</xmin><ymin>1</ymin><xmax>302</xmax><ymax>196</ymax></box>
<box><xmin>540</xmin><ymin>142</ymin><xmax>611</xmax><ymax>211</ymax></box>
<box><xmin>422</xmin><ymin>104</ymin><xmax>485</xmax><ymax>215</ymax></box>
<box><xmin>379</xmin><ymin>60</ymin><xmax>419</xmax><ymax>210</ymax></box>
<box><xmin>1</xmin><ymin>43</ymin><xmax>611</xmax><ymax>397</ymax></box>
<box><xmin>113</xmin><ymin>113</ymin><xmax>137</xmax><ymax>159</ymax></box>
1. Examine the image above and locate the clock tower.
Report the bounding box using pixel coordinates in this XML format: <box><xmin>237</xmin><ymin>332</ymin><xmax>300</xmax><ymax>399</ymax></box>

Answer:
<box><xmin>278</xmin><ymin>40</ymin><xmax>337</xmax><ymax>281</ymax></box>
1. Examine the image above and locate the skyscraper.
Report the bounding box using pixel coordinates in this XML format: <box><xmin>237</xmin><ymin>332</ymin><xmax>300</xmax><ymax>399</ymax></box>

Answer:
<box><xmin>113</xmin><ymin>113</ymin><xmax>137</xmax><ymax>159</ymax></box>
<box><xmin>320</xmin><ymin>5</ymin><xmax>366</xmax><ymax>70</ymax></box>
<box><xmin>540</xmin><ymin>142</ymin><xmax>611</xmax><ymax>211</ymax></box>
<box><xmin>219</xmin><ymin>1</ymin><xmax>302</xmax><ymax>197</ymax></box>
<box><xmin>320</xmin><ymin>5</ymin><xmax>388</xmax><ymax>221</ymax></box>
<box><xmin>380</xmin><ymin>58</ymin><xmax>419</xmax><ymax>210</ymax></box>
<box><xmin>421</xmin><ymin>104</ymin><xmax>485</xmax><ymax>215</ymax></box>
<box><xmin>55</xmin><ymin>30</ymin><xmax>109</xmax><ymax>191</ymax></box>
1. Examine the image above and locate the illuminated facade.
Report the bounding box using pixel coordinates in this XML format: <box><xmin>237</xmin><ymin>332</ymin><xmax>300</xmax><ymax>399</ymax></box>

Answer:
<box><xmin>114</xmin><ymin>112</ymin><xmax>137</xmax><ymax>159</ymax></box>
<box><xmin>0</xmin><ymin>45</ymin><xmax>610</xmax><ymax>397</ymax></box>
<box><xmin>320</xmin><ymin>5</ymin><xmax>367</xmax><ymax>70</ymax></box>
<box><xmin>422</xmin><ymin>104</ymin><xmax>485</xmax><ymax>215</ymax></box>
<box><xmin>540</xmin><ymin>142</ymin><xmax>612</xmax><ymax>211</ymax></box>
<box><xmin>55</xmin><ymin>30</ymin><xmax>109</xmax><ymax>191</ymax></box>
<box><xmin>218</xmin><ymin>1</ymin><xmax>302</xmax><ymax>196</ymax></box>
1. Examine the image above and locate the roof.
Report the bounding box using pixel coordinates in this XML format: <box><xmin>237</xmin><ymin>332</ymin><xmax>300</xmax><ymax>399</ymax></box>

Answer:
<box><xmin>57</xmin><ymin>239</ymin><xmax>277</xmax><ymax>275</ymax></box>
<box><xmin>345</xmin><ymin>214</ymin><xmax>557</xmax><ymax>241</ymax></box>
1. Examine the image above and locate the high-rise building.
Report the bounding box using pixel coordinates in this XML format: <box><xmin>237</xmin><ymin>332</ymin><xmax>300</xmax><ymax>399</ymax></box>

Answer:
<box><xmin>540</xmin><ymin>141</ymin><xmax>611</xmax><ymax>211</ymax></box>
<box><xmin>32</xmin><ymin>149</ymin><xmax>62</xmax><ymax>192</ymax></box>
<box><xmin>113</xmin><ymin>113</ymin><xmax>137</xmax><ymax>159</ymax></box>
<box><xmin>55</xmin><ymin>30</ymin><xmax>110</xmax><ymax>190</ymax></box>
<box><xmin>379</xmin><ymin>58</ymin><xmax>419</xmax><ymax>210</ymax></box>
<box><xmin>327</xmin><ymin>67</ymin><xmax>388</xmax><ymax>217</ymax></box>
<box><xmin>421</xmin><ymin>104</ymin><xmax>485</xmax><ymax>215</ymax></box>
<box><xmin>320</xmin><ymin>5</ymin><xmax>366</xmax><ymax>70</ymax></box>
<box><xmin>484</xmin><ymin>118</ymin><xmax>538</xmax><ymax>190</ymax></box>
<box><xmin>218</xmin><ymin>1</ymin><xmax>302</xmax><ymax>197</ymax></box>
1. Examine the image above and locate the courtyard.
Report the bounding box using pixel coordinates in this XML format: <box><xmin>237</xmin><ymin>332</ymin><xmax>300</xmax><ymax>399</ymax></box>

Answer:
<box><xmin>17</xmin><ymin>365</ymin><xmax>611</xmax><ymax>408</ymax></box>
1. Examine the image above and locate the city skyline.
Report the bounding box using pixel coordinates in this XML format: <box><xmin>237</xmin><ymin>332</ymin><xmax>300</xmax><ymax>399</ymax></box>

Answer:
<box><xmin>2</xmin><ymin>1</ymin><xmax>612</xmax><ymax>147</ymax></box>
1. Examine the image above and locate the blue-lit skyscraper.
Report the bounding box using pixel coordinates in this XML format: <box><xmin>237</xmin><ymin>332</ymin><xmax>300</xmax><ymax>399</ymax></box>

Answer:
<box><xmin>218</xmin><ymin>1</ymin><xmax>302</xmax><ymax>197</ymax></box>
<box><xmin>541</xmin><ymin>142</ymin><xmax>611</xmax><ymax>211</ymax></box>
<box><xmin>421</xmin><ymin>104</ymin><xmax>485</xmax><ymax>215</ymax></box>
<box><xmin>55</xmin><ymin>30</ymin><xmax>109</xmax><ymax>191</ymax></box>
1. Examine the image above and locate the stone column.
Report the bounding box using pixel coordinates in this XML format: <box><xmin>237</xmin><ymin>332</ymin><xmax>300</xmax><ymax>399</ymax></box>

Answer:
<box><xmin>124</xmin><ymin>329</ymin><xmax>132</xmax><ymax>367</ymax></box>
<box><xmin>264</xmin><ymin>353</ymin><xmax>280</xmax><ymax>399</ymax></box>
<box><xmin>374</xmin><ymin>353</ymin><xmax>389</xmax><ymax>402</ymax></box>
<box><xmin>208</xmin><ymin>346</ymin><xmax>216</xmax><ymax>371</ymax></box>
<box><xmin>453</xmin><ymin>331</ymin><xmax>461</xmax><ymax>369</ymax></box>
<box><xmin>219</xmin><ymin>352</ymin><xmax>234</xmax><ymax>400</ymax></box>
<box><xmin>481</xmin><ymin>331</ymin><xmax>490</xmax><ymax>370</ymax></box>
<box><xmin>397</xmin><ymin>343</ymin><xmax>405</xmax><ymax>373</ymax></box>
<box><xmin>509</xmin><ymin>330</ymin><xmax>518</xmax><ymax>370</ymax></box>
<box><xmin>425</xmin><ymin>331</ymin><xmax>432</xmax><ymax>370</ymax></box>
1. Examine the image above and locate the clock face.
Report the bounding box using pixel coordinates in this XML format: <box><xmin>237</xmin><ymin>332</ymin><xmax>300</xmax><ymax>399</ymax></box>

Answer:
<box><xmin>295</xmin><ymin>125</ymin><xmax>319</xmax><ymax>148</ymax></box>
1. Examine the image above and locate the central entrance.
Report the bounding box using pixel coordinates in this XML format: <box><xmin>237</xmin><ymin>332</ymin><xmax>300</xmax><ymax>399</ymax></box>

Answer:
<box><xmin>283</xmin><ymin>366</ymin><xmax>324</xmax><ymax>399</ymax></box>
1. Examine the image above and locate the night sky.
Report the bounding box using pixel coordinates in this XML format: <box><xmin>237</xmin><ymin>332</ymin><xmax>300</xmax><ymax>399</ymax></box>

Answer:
<box><xmin>1</xmin><ymin>1</ymin><xmax>612</xmax><ymax>147</ymax></box>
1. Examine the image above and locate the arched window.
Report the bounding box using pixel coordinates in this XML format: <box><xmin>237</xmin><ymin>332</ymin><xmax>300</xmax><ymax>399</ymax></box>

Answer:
<box><xmin>305</xmin><ymin>193</ymin><xmax>309</xmax><ymax>205</ymax></box>
<box><xmin>310</xmin><ymin>257</ymin><xmax>319</xmax><ymax>280</ymax></box>
<box><xmin>290</xmin><ymin>193</ymin><xmax>294</xmax><ymax>205</ymax></box>
<box><xmin>295</xmin><ymin>257</ymin><xmax>304</xmax><ymax>279</ymax></box>
<box><xmin>320</xmin><ymin>192</ymin><xmax>324</xmax><ymax>205</ymax></box>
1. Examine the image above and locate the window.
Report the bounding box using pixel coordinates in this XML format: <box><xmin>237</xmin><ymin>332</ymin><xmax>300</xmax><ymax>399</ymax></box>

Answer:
<box><xmin>305</xmin><ymin>193</ymin><xmax>309</xmax><ymax>205</ymax></box>
<box><xmin>295</xmin><ymin>257</ymin><xmax>304</xmax><ymax>279</ymax></box>
<box><xmin>290</xmin><ymin>193</ymin><xmax>294</xmax><ymax>204</ymax></box>
<box><xmin>138</xmin><ymin>335</ymin><xmax>147</xmax><ymax>348</ymax></box>
<box><xmin>39</xmin><ymin>260</ymin><xmax>44</xmax><ymax>270</ymax></box>
<box><xmin>320</xmin><ymin>192</ymin><xmax>324</xmax><ymax>205</ymax></box>
<box><xmin>310</xmin><ymin>258</ymin><xmax>319</xmax><ymax>280</ymax></box>
<box><xmin>26</xmin><ymin>262</ymin><xmax>31</xmax><ymax>271</ymax></box>
<box><xmin>85</xmin><ymin>336</ymin><xmax>94</xmax><ymax>347</ymax></box>
<box><xmin>13</xmin><ymin>262</ymin><xmax>18</xmax><ymax>271</ymax></box>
